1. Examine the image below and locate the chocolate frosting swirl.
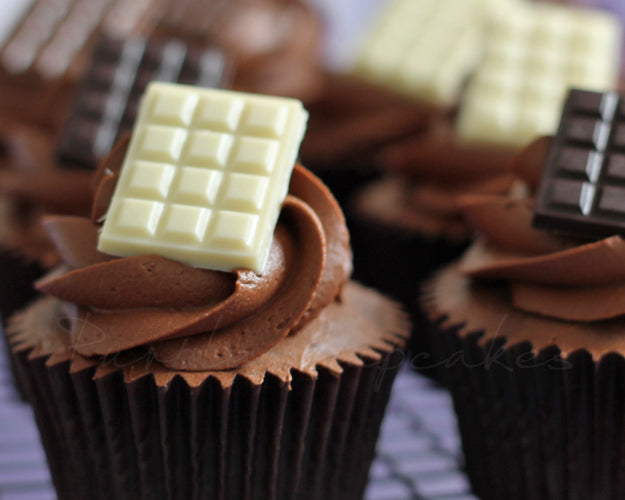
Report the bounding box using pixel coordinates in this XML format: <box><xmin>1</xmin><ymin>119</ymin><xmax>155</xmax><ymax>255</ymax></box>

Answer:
<box><xmin>458</xmin><ymin>136</ymin><xmax>625</xmax><ymax>322</ymax></box>
<box><xmin>36</xmin><ymin>143</ymin><xmax>351</xmax><ymax>370</ymax></box>
<box><xmin>352</xmin><ymin>119</ymin><xmax>517</xmax><ymax>241</ymax></box>
<box><xmin>382</xmin><ymin>121</ymin><xmax>517</xmax><ymax>240</ymax></box>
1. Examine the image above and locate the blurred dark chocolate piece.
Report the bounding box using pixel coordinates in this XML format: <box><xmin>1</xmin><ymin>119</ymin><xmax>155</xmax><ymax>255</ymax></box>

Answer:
<box><xmin>0</xmin><ymin>0</ymin><xmax>155</xmax><ymax>128</ymax></box>
<box><xmin>533</xmin><ymin>88</ymin><xmax>625</xmax><ymax>238</ymax></box>
<box><xmin>56</xmin><ymin>36</ymin><xmax>231</xmax><ymax>169</ymax></box>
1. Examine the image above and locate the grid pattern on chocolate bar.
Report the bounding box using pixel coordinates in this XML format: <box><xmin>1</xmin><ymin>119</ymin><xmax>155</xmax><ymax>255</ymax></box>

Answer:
<box><xmin>456</xmin><ymin>2</ymin><xmax>621</xmax><ymax>148</ymax></box>
<box><xmin>56</xmin><ymin>36</ymin><xmax>229</xmax><ymax>169</ymax></box>
<box><xmin>351</xmin><ymin>0</ymin><xmax>486</xmax><ymax>106</ymax></box>
<box><xmin>0</xmin><ymin>0</ymin><xmax>152</xmax><ymax>79</ymax></box>
<box><xmin>533</xmin><ymin>88</ymin><xmax>625</xmax><ymax>238</ymax></box>
<box><xmin>98</xmin><ymin>83</ymin><xmax>308</xmax><ymax>274</ymax></box>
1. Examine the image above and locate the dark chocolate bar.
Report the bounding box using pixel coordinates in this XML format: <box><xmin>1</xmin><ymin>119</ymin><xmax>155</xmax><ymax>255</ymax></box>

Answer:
<box><xmin>0</xmin><ymin>0</ymin><xmax>154</xmax><ymax>79</ymax></box>
<box><xmin>56</xmin><ymin>36</ymin><xmax>231</xmax><ymax>169</ymax></box>
<box><xmin>533</xmin><ymin>88</ymin><xmax>625</xmax><ymax>239</ymax></box>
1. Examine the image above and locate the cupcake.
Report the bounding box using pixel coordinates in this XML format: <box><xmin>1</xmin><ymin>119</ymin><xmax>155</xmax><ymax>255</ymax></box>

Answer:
<box><xmin>348</xmin><ymin>0</ymin><xmax>621</xmax><ymax>374</ymax></box>
<box><xmin>7</xmin><ymin>84</ymin><xmax>408</xmax><ymax>500</ymax></box>
<box><xmin>421</xmin><ymin>88</ymin><xmax>625</xmax><ymax>498</ymax></box>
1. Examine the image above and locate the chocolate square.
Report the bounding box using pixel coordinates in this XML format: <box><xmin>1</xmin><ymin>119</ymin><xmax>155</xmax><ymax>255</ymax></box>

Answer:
<box><xmin>533</xmin><ymin>88</ymin><xmax>625</xmax><ymax>238</ymax></box>
<box><xmin>56</xmin><ymin>35</ymin><xmax>232</xmax><ymax>170</ymax></box>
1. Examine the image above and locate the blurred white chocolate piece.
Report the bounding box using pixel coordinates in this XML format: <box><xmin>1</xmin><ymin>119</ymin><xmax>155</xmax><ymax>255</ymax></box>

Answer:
<box><xmin>351</xmin><ymin>0</ymin><xmax>505</xmax><ymax>105</ymax></box>
<box><xmin>457</xmin><ymin>2</ymin><xmax>622</xmax><ymax>147</ymax></box>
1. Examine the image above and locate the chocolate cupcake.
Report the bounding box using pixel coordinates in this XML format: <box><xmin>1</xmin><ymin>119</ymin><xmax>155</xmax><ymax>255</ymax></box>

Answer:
<box><xmin>347</xmin><ymin>0</ymin><xmax>621</xmax><ymax>376</ymax></box>
<box><xmin>421</xmin><ymin>89</ymin><xmax>625</xmax><ymax>498</ymax></box>
<box><xmin>7</xmin><ymin>84</ymin><xmax>408</xmax><ymax>500</ymax></box>
<box><xmin>347</xmin><ymin>120</ymin><xmax>515</xmax><ymax>377</ymax></box>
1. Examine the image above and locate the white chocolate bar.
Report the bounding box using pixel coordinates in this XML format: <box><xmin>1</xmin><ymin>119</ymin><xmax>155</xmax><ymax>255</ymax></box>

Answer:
<box><xmin>456</xmin><ymin>2</ymin><xmax>622</xmax><ymax>147</ymax></box>
<box><xmin>351</xmin><ymin>0</ymin><xmax>491</xmax><ymax>106</ymax></box>
<box><xmin>98</xmin><ymin>82</ymin><xmax>308</xmax><ymax>274</ymax></box>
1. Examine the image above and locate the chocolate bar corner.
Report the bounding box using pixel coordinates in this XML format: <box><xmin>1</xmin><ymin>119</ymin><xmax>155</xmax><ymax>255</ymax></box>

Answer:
<box><xmin>532</xmin><ymin>88</ymin><xmax>625</xmax><ymax>239</ymax></box>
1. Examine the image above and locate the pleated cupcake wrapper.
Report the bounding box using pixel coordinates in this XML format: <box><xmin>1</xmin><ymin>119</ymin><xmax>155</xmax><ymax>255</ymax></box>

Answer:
<box><xmin>0</xmin><ymin>248</ymin><xmax>45</xmax><ymax>324</ymax></box>
<box><xmin>348</xmin><ymin>215</ymin><xmax>467</xmax><ymax>382</ymax></box>
<box><xmin>12</xmin><ymin>343</ymin><xmax>402</xmax><ymax>500</ymax></box>
<box><xmin>432</xmin><ymin>320</ymin><xmax>625</xmax><ymax>500</ymax></box>
<box><xmin>0</xmin><ymin>248</ymin><xmax>45</xmax><ymax>398</ymax></box>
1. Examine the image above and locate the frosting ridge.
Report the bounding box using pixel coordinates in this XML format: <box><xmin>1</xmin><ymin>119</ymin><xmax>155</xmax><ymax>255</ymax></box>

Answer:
<box><xmin>36</xmin><ymin>159</ymin><xmax>351</xmax><ymax>370</ymax></box>
<box><xmin>458</xmin><ymin>136</ymin><xmax>625</xmax><ymax>322</ymax></box>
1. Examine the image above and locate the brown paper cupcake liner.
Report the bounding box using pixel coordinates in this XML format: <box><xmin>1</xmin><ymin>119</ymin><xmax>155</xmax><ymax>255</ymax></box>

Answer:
<box><xmin>0</xmin><ymin>248</ymin><xmax>45</xmax><ymax>324</ymax></box>
<box><xmin>13</xmin><ymin>348</ymin><xmax>402</xmax><ymax>500</ymax></box>
<box><xmin>348</xmin><ymin>215</ymin><xmax>466</xmax><ymax>383</ymax></box>
<box><xmin>9</xmin><ymin>292</ymin><xmax>406</xmax><ymax>500</ymax></box>
<box><xmin>430</xmin><ymin>319</ymin><xmax>625</xmax><ymax>500</ymax></box>
<box><xmin>0</xmin><ymin>248</ymin><xmax>45</xmax><ymax>398</ymax></box>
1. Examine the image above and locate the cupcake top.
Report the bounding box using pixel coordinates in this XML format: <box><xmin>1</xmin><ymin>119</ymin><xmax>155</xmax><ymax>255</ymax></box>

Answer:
<box><xmin>349</xmin><ymin>0</ymin><xmax>621</xmax><ymax>243</ymax></box>
<box><xmin>423</xmin><ymin>89</ymin><xmax>625</xmax><ymax>361</ymax></box>
<box><xmin>35</xmin><ymin>154</ymin><xmax>353</xmax><ymax>366</ymax></box>
<box><xmin>11</xmin><ymin>85</ymin><xmax>406</xmax><ymax>388</ymax></box>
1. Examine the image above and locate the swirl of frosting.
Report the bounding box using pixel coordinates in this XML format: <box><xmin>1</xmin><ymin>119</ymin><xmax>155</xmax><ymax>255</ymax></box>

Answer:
<box><xmin>35</xmin><ymin>140</ymin><xmax>351</xmax><ymax>371</ymax></box>
<box><xmin>353</xmin><ymin>120</ymin><xmax>517</xmax><ymax>241</ymax></box>
<box><xmin>457</xmin><ymin>136</ymin><xmax>625</xmax><ymax>322</ymax></box>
